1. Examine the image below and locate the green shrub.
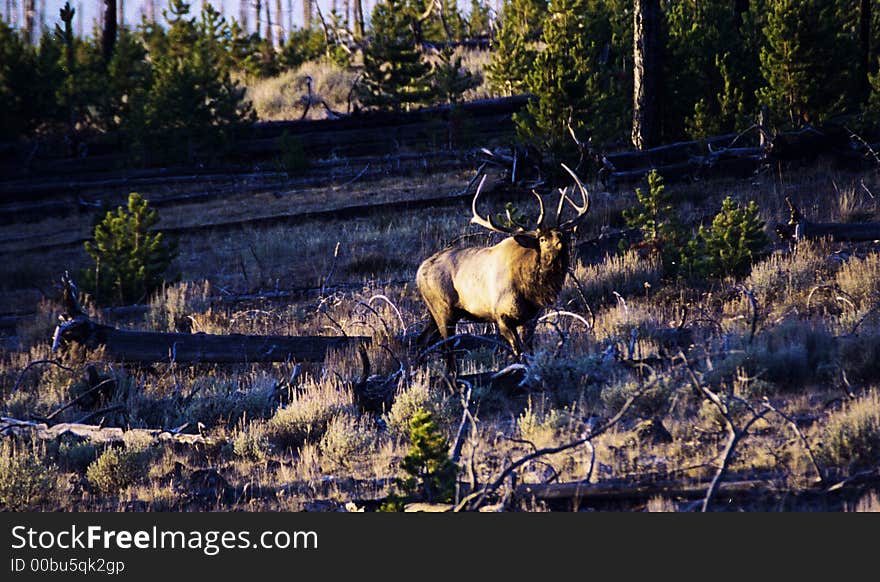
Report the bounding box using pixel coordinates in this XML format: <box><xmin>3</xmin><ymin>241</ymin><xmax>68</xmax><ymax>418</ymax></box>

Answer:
<box><xmin>840</xmin><ymin>335</ymin><xmax>880</xmax><ymax>385</ymax></box>
<box><xmin>684</xmin><ymin>197</ymin><xmax>769</xmax><ymax>280</ymax></box>
<box><xmin>57</xmin><ymin>440</ymin><xmax>100</xmax><ymax>473</ymax></box>
<box><xmin>85</xmin><ymin>447</ymin><xmax>148</xmax><ymax>495</ymax></box>
<box><xmin>398</xmin><ymin>408</ymin><xmax>458</xmax><ymax>504</ymax></box>
<box><xmin>623</xmin><ymin>171</ymin><xmax>685</xmax><ymax>275</ymax></box>
<box><xmin>81</xmin><ymin>193</ymin><xmax>178</xmax><ymax>306</ymax></box>
<box><xmin>0</xmin><ymin>443</ymin><xmax>56</xmax><ymax>511</ymax></box>
<box><xmin>318</xmin><ymin>414</ymin><xmax>375</xmax><ymax>470</ymax></box>
<box><xmin>384</xmin><ymin>372</ymin><xmax>454</xmax><ymax>440</ymax></box>
<box><xmin>264</xmin><ymin>379</ymin><xmax>353</xmax><ymax>450</ymax></box>
<box><xmin>232</xmin><ymin>428</ymin><xmax>271</xmax><ymax>462</ymax></box>
<box><xmin>277</xmin><ymin>131</ymin><xmax>309</xmax><ymax>174</ymax></box>
<box><xmin>565</xmin><ymin>249</ymin><xmax>662</xmax><ymax>307</ymax></box>
<box><xmin>819</xmin><ymin>390</ymin><xmax>880</xmax><ymax>472</ymax></box>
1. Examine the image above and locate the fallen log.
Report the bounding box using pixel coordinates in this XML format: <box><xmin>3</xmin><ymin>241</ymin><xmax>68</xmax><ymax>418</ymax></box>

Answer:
<box><xmin>53</xmin><ymin>317</ymin><xmax>368</xmax><ymax>364</ymax></box>
<box><xmin>782</xmin><ymin>197</ymin><xmax>880</xmax><ymax>242</ymax></box>
<box><xmin>50</xmin><ymin>275</ymin><xmax>368</xmax><ymax>364</ymax></box>
<box><xmin>513</xmin><ymin>474</ymin><xmax>878</xmax><ymax>510</ymax></box>
<box><xmin>794</xmin><ymin>220</ymin><xmax>880</xmax><ymax>242</ymax></box>
<box><xmin>515</xmin><ymin>478</ymin><xmax>769</xmax><ymax>505</ymax></box>
<box><xmin>0</xmin><ymin>416</ymin><xmax>222</xmax><ymax>448</ymax></box>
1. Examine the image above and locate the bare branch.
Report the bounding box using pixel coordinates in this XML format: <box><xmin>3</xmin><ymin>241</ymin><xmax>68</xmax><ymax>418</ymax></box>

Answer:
<box><xmin>456</xmin><ymin>376</ymin><xmax>657</xmax><ymax>511</ymax></box>
<box><xmin>11</xmin><ymin>359</ymin><xmax>75</xmax><ymax>395</ymax></box>
<box><xmin>762</xmin><ymin>398</ymin><xmax>826</xmax><ymax>485</ymax></box>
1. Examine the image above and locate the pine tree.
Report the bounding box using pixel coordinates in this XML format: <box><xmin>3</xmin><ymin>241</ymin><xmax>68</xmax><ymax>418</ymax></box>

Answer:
<box><xmin>143</xmin><ymin>0</ymin><xmax>254</xmax><ymax>160</ymax></box>
<box><xmin>82</xmin><ymin>193</ymin><xmax>178</xmax><ymax>306</ymax></box>
<box><xmin>485</xmin><ymin>0</ymin><xmax>546</xmax><ymax>96</ymax></box>
<box><xmin>623</xmin><ymin>170</ymin><xmax>685</xmax><ymax>275</ymax></box>
<box><xmin>515</xmin><ymin>0</ymin><xmax>625</xmax><ymax>153</ymax></box>
<box><xmin>684</xmin><ymin>197</ymin><xmax>769</xmax><ymax>280</ymax></box>
<box><xmin>429</xmin><ymin>45</ymin><xmax>480</xmax><ymax>104</ymax></box>
<box><xmin>358</xmin><ymin>0</ymin><xmax>433</xmax><ymax>111</ymax></box>
<box><xmin>758</xmin><ymin>0</ymin><xmax>857</xmax><ymax>127</ymax></box>
<box><xmin>397</xmin><ymin>408</ymin><xmax>457</xmax><ymax>504</ymax></box>
<box><xmin>665</xmin><ymin>0</ymin><xmax>759</xmax><ymax>140</ymax></box>
<box><xmin>0</xmin><ymin>12</ymin><xmax>64</xmax><ymax>139</ymax></box>
<box><xmin>436</xmin><ymin>0</ymin><xmax>465</xmax><ymax>42</ymax></box>
<box><xmin>466</xmin><ymin>0</ymin><xmax>491</xmax><ymax>39</ymax></box>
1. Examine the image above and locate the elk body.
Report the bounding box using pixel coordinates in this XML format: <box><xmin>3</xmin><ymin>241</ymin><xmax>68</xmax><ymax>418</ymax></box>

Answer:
<box><xmin>416</xmin><ymin>165</ymin><xmax>590</xmax><ymax>357</ymax></box>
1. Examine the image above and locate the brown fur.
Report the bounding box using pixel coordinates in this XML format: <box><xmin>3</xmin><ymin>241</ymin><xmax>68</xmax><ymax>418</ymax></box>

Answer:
<box><xmin>416</xmin><ymin>228</ymin><xmax>570</xmax><ymax>356</ymax></box>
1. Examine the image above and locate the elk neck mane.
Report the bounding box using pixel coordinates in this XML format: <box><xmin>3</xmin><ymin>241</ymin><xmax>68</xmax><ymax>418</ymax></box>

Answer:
<box><xmin>513</xmin><ymin>240</ymin><xmax>568</xmax><ymax>308</ymax></box>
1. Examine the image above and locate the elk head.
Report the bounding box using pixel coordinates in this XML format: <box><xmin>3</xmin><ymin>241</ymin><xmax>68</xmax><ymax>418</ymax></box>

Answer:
<box><xmin>416</xmin><ymin>164</ymin><xmax>590</xmax><ymax>360</ymax></box>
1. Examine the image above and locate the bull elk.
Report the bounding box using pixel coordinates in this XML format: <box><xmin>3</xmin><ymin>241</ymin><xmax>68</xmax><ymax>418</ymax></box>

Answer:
<box><xmin>416</xmin><ymin>164</ymin><xmax>590</xmax><ymax>358</ymax></box>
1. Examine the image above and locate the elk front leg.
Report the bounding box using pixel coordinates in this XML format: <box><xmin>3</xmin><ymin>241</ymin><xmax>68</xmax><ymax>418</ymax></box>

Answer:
<box><xmin>497</xmin><ymin>316</ymin><xmax>525</xmax><ymax>357</ymax></box>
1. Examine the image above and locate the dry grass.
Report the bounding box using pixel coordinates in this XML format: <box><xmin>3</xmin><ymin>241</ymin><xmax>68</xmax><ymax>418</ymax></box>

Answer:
<box><xmin>6</xmin><ymin>162</ymin><xmax>880</xmax><ymax>511</ymax></box>
<box><xmin>819</xmin><ymin>390</ymin><xmax>880</xmax><ymax>473</ymax></box>
<box><xmin>248</xmin><ymin>59</ymin><xmax>360</xmax><ymax>121</ymax></box>
<box><xmin>565</xmin><ymin>249</ymin><xmax>662</xmax><ymax>308</ymax></box>
<box><xmin>247</xmin><ymin>49</ymin><xmax>495</xmax><ymax>122</ymax></box>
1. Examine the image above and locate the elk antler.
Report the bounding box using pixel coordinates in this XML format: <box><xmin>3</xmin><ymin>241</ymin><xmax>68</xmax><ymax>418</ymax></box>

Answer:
<box><xmin>532</xmin><ymin>190</ymin><xmax>545</xmax><ymax>229</ymax></box>
<box><xmin>556</xmin><ymin>163</ymin><xmax>591</xmax><ymax>230</ymax></box>
<box><xmin>470</xmin><ymin>175</ymin><xmax>519</xmax><ymax>234</ymax></box>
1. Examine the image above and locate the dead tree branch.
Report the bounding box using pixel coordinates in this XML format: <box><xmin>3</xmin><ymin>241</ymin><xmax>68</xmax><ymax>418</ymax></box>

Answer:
<box><xmin>455</xmin><ymin>376</ymin><xmax>657</xmax><ymax>511</ymax></box>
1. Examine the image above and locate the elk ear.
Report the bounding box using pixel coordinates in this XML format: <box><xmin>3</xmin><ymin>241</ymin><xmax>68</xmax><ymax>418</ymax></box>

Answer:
<box><xmin>513</xmin><ymin>233</ymin><xmax>539</xmax><ymax>249</ymax></box>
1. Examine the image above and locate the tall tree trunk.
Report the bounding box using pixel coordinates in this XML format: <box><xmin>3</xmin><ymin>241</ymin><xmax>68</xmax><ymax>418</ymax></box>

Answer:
<box><xmin>118</xmin><ymin>0</ymin><xmax>124</xmax><ymax>28</ymax></box>
<box><xmin>265</xmin><ymin>0</ymin><xmax>273</xmax><ymax>46</ymax></box>
<box><xmin>353</xmin><ymin>0</ymin><xmax>364</xmax><ymax>38</ymax></box>
<box><xmin>255</xmin><ymin>0</ymin><xmax>262</xmax><ymax>37</ymax></box>
<box><xmin>23</xmin><ymin>0</ymin><xmax>34</xmax><ymax>43</ymax></box>
<box><xmin>860</xmin><ymin>0</ymin><xmax>872</xmax><ymax>99</ymax></box>
<box><xmin>287</xmin><ymin>0</ymin><xmax>293</xmax><ymax>33</ymax></box>
<box><xmin>102</xmin><ymin>0</ymin><xmax>117</xmax><ymax>64</ymax></box>
<box><xmin>147</xmin><ymin>0</ymin><xmax>155</xmax><ymax>22</ymax></box>
<box><xmin>632</xmin><ymin>0</ymin><xmax>661</xmax><ymax>150</ymax></box>
<box><xmin>304</xmin><ymin>0</ymin><xmax>311</xmax><ymax>30</ymax></box>
<box><xmin>275</xmin><ymin>0</ymin><xmax>283</xmax><ymax>46</ymax></box>
<box><xmin>240</xmin><ymin>0</ymin><xmax>249</xmax><ymax>32</ymax></box>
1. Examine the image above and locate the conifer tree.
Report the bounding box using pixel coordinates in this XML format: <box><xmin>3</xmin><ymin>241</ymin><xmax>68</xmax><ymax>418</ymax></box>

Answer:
<box><xmin>397</xmin><ymin>408</ymin><xmax>457</xmax><ymax>504</ymax></box>
<box><xmin>758</xmin><ymin>0</ymin><xmax>856</xmax><ymax>127</ymax></box>
<box><xmin>358</xmin><ymin>0</ymin><xmax>433</xmax><ymax>111</ymax></box>
<box><xmin>144</xmin><ymin>1</ymin><xmax>254</xmax><ymax>159</ymax></box>
<box><xmin>430</xmin><ymin>45</ymin><xmax>480</xmax><ymax>104</ymax></box>
<box><xmin>683</xmin><ymin>197</ymin><xmax>769</xmax><ymax>280</ymax></box>
<box><xmin>82</xmin><ymin>193</ymin><xmax>177</xmax><ymax>306</ymax></box>
<box><xmin>515</xmin><ymin>0</ymin><xmax>624</xmax><ymax>153</ymax></box>
<box><xmin>485</xmin><ymin>0</ymin><xmax>546</xmax><ymax>96</ymax></box>
<box><xmin>466</xmin><ymin>0</ymin><xmax>491</xmax><ymax>39</ymax></box>
<box><xmin>664</xmin><ymin>0</ymin><xmax>760</xmax><ymax>140</ymax></box>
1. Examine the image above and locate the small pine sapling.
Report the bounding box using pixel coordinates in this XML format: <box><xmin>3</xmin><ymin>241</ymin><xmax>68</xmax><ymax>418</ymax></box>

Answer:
<box><xmin>622</xmin><ymin>170</ymin><xmax>685</xmax><ymax>275</ymax></box>
<box><xmin>380</xmin><ymin>407</ymin><xmax>458</xmax><ymax>510</ymax></box>
<box><xmin>82</xmin><ymin>193</ymin><xmax>178</xmax><ymax>306</ymax></box>
<box><xmin>684</xmin><ymin>196</ymin><xmax>769</xmax><ymax>280</ymax></box>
